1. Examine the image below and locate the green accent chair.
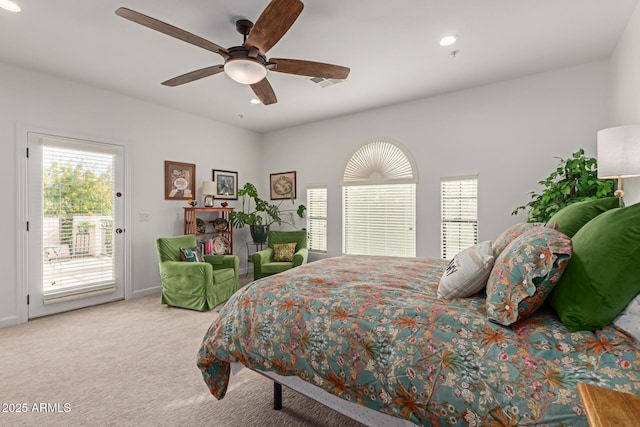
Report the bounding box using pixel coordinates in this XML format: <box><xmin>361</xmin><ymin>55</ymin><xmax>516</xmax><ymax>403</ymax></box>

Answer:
<box><xmin>156</xmin><ymin>235</ymin><xmax>239</xmax><ymax>311</ymax></box>
<box><xmin>251</xmin><ymin>230</ymin><xmax>308</xmax><ymax>280</ymax></box>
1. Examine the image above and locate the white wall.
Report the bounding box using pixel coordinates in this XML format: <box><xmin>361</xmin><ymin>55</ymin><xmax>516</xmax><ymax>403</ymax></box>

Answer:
<box><xmin>610</xmin><ymin>2</ymin><xmax>640</xmax><ymax>205</ymax></box>
<box><xmin>263</xmin><ymin>62</ymin><xmax>610</xmax><ymax>259</ymax></box>
<box><xmin>0</xmin><ymin>55</ymin><xmax>616</xmax><ymax>327</ymax></box>
<box><xmin>1</xmin><ymin>63</ymin><xmax>262</xmax><ymax>327</ymax></box>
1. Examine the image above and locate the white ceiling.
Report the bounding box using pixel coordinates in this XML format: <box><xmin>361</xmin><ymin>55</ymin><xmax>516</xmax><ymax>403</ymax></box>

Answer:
<box><xmin>1</xmin><ymin>0</ymin><xmax>637</xmax><ymax>133</ymax></box>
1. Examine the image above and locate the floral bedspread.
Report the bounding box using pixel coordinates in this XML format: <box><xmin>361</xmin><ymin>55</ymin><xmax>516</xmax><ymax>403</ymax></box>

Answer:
<box><xmin>197</xmin><ymin>255</ymin><xmax>640</xmax><ymax>426</ymax></box>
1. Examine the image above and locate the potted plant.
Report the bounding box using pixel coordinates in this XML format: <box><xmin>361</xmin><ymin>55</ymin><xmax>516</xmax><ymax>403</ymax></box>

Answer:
<box><xmin>512</xmin><ymin>149</ymin><xmax>615</xmax><ymax>222</ymax></box>
<box><xmin>228</xmin><ymin>182</ymin><xmax>306</xmax><ymax>243</ymax></box>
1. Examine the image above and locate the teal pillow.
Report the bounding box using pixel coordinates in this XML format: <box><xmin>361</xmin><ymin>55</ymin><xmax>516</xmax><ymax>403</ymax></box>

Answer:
<box><xmin>547</xmin><ymin>203</ymin><xmax>640</xmax><ymax>331</ymax></box>
<box><xmin>486</xmin><ymin>226</ymin><xmax>572</xmax><ymax>326</ymax></box>
<box><xmin>179</xmin><ymin>247</ymin><xmax>203</xmax><ymax>262</ymax></box>
<box><xmin>546</xmin><ymin>197</ymin><xmax>619</xmax><ymax>237</ymax></box>
<box><xmin>491</xmin><ymin>222</ymin><xmax>545</xmax><ymax>257</ymax></box>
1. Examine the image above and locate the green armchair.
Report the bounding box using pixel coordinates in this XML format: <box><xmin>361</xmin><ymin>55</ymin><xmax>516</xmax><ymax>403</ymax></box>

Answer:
<box><xmin>156</xmin><ymin>235</ymin><xmax>239</xmax><ymax>311</ymax></box>
<box><xmin>251</xmin><ymin>230</ymin><xmax>308</xmax><ymax>280</ymax></box>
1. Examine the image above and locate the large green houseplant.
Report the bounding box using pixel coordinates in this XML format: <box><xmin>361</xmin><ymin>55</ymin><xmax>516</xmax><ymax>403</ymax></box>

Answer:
<box><xmin>512</xmin><ymin>149</ymin><xmax>615</xmax><ymax>222</ymax></box>
<box><xmin>228</xmin><ymin>182</ymin><xmax>306</xmax><ymax>243</ymax></box>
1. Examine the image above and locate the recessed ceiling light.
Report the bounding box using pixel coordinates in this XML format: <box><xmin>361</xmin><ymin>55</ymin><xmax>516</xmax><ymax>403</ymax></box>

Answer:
<box><xmin>249</xmin><ymin>98</ymin><xmax>261</xmax><ymax>105</ymax></box>
<box><xmin>439</xmin><ymin>35</ymin><xmax>458</xmax><ymax>47</ymax></box>
<box><xmin>0</xmin><ymin>0</ymin><xmax>20</xmax><ymax>12</ymax></box>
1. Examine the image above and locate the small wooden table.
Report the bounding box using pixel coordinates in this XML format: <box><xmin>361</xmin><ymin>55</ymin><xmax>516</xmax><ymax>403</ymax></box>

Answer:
<box><xmin>577</xmin><ymin>383</ymin><xmax>640</xmax><ymax>427</ymax></box>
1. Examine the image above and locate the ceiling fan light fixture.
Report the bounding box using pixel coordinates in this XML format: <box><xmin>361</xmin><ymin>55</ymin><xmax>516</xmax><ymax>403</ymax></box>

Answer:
<box><xmin>439</xmin><ymin>34</ymin><xmax>458</xmax><ymax>46</ymax></box>
<box><xmin>224</xmin><ymin>58</ymin><xmax>267</xmax><ymax>85</ymax></box>
<box><xmin>116</xmin><ymin>4</ymin><xmax>349</xmax><ymax>106</ymax></box>
<box><xmin>0</xmin><ymin>0</ymin><xmax>20</xmax><ymax>12</ymax></box>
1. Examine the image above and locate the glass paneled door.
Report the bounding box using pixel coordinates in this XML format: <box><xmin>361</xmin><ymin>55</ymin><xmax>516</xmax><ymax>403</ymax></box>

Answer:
<box><xmin>27</xmin><ymin>132</ymin><xmax>125</xmax><ymax>318</ymax></box>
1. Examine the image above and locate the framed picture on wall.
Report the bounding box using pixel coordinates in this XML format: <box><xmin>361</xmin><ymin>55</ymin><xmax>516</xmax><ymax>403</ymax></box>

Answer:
<box><xmin>164</xmin><ymin>161</ymin><xmax>196</xmax><ymax>200</ymax></box>
<box><xmin>213</xmin><ymin>169</ymin><xmax>238</xmax><ymax>200</ymax></box>
<box><xmin>270</xmin><ymin>171</ymin><xmax>296</xmax><ymax>200</ymax></box>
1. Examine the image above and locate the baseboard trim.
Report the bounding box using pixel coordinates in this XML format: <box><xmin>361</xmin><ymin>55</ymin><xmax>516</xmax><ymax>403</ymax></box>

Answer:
<box><xmin>131</xmin><ymin>286</ymin><xmax>161</xmax><ymax>299</ymax></box>
<box><xmin>0</xmin><ymin>315</ymin><xmax>19</xmax><ymax>329</ymax></box>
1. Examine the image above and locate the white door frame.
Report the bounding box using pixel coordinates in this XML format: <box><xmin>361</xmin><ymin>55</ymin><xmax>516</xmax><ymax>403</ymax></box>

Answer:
<box><xmin>15</xmin><ymin>123</ymin><xmax>131</xmax><ymax>324</ymax></box>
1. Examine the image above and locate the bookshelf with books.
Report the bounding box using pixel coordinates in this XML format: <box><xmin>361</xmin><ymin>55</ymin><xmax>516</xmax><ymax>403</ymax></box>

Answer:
<box><xmin>183</xmin><ymin>207</ymin><xmax>234</xmax><ymax>255</ymax></box>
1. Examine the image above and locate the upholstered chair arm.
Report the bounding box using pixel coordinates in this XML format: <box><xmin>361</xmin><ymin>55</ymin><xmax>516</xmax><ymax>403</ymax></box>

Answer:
<box><xmin>159</xmin><ymin>261</ymin><xmax>212</xmax><ymax>288</ymax></box>
<box><xmin>252</xmin><ymin>248</ymin><xmax>273</xmax><ymax>265</ymax></box>
<box><xmin>293</xmin><ymin>248</ymin><xmax>308</xmax><ymax>267</ymax></box>
<box><xmin>203</xmin><ymin>254</ymin><xmax>239</xmax><ymax>272</ymax></box>
<box><xmin>251</xmin><ymin>248</ymin><xmax>273</xmax><ymax>277</ymax></box>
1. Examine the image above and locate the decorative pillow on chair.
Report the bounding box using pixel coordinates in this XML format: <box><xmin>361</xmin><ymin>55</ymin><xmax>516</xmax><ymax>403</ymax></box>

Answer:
<box><xmin>486</xmin><ymin>226</ymin><xmax>572</xmax><ymax>326</ymax></box>
<box><xmin>437</xmin><ymin>241</ymin><xmax>495</xmax><ymax>299</ymax></box>
<box><xmin>180</xmin><ymin>247</ymin><xmax>203</xmax><ymax>263</ymax></box>
<box><xmin>273</xmin><ymin>242</ymin><xmax>297</xmax><ymax>262</ymax></box>
<box><xmin>491</xmin><ymin>222</ymin><xmax>545</xmax><ymax>257</ymax></box>
<box><xmin>547</xmin><ymin>203</ymin><xmax>640</xmax><ymax>331</ymax></box>
<box><xmin>546</xmin><ymin>197</ymin><xmax>619</xmax><ymax>238</ymax></box>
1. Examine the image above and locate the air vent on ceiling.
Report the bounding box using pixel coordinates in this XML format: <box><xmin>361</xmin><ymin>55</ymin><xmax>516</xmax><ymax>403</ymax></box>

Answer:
<box><xmin>309</xmin><ymin>77</ymin><xmax>345</xmax><ymax>88</ymax></box>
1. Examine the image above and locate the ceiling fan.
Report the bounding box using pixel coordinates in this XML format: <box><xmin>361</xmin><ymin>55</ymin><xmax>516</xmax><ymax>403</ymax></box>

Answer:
<box><xmin>115</xmin><ymin>0</ymin><xmax>350</xmax><ymax>105</ymax></box>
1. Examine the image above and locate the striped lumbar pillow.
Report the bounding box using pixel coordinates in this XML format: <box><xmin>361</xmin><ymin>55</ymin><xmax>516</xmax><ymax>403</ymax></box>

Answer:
<box><xmin>438</xmin><ymin>241</ymin><xmax>495</xmax><ymax>299</ymax></box>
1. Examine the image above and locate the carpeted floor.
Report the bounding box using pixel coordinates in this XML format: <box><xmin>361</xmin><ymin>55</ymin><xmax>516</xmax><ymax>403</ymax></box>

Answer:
<box><xmin>0</xmin><ymin>280</ymin><xmax>365</xmax><ymax>427</ymax></box>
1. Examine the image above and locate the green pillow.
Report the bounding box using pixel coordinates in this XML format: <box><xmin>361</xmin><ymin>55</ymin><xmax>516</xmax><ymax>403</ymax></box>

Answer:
<box><xmin>546</xmin><ymin>197</ymin><xmax>619</xmax><ymax>237</ymax></box>
<box><xmin>547</xmin><ymin>203</ymin><xmax>640</xmax><ymax>331</ymax></box>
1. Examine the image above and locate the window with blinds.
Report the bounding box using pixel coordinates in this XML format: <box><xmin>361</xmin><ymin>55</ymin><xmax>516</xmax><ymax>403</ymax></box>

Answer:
<box><xmin>441</xmin><ymin>176</ymin><xmax>478</xmax><ymax>260</ymax></box>
<box><xmin>342</xmin><ymin>140</ymin><xmax>417</xmax><ymax>257</ymax></box>
<box><xmin>306</xmin><ymin>186</ymin><xmax>327</xmax><ymax>252</ymax></box>
<box><xmin>343</xmin><ymin>184</ymin><xmax>416</xmax><ymax>256</ymax></box>
<box><xmin>42</xmin><ymin>141</ymin><xmax>116</xmax><ymax>298</ymax></box>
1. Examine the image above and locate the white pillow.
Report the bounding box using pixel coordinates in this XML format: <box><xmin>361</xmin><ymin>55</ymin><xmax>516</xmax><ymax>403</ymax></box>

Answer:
<box><xmin>437</xmin><ymin>241</ymin><xmax>495</xmax><ymax>299</ymax></box>
<box><xmin>613</xmin><ymin>294</ymin><xmax>640</xmax><ymax>342</ymax></box>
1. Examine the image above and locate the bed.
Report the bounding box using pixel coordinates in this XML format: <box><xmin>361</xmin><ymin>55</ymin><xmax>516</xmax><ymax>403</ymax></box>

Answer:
<box><xmin>197</xmin><ymin>251</ymin><xmax>640</xmax><ymax>426</ymax></box>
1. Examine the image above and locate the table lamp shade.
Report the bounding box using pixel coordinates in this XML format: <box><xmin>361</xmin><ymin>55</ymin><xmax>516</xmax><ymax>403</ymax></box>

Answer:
<box><xmin>202</xmin><ymin>181</ymin><xmax>217</xmax><ymax>196</ymax></box>
<box><xmin>202</xmin><ymin>181</ymin><xmax>217</xmax><ymax>207</ymax></box>
<box><xmin>597</xmin><ymin>125</ymin><xmax>640</xmax><ymax>179</ymax></box>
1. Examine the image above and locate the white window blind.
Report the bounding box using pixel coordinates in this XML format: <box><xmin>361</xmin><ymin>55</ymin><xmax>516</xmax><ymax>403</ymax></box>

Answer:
<box><xmin>342</xmin><ymin>140</ymin><xmax>417</xmax><ymax>257</ymax></box>
<box><xmin>306</xmin><ymin>186</ymin><xmax>327</xmax><ymax>252</ymax></box>
<box><xmin>42</xmin><ymin>141</ymin><xmax>116</xmax><ymax>297</ymax></box>
<box><xmin>441</xmin><ymin>176</ymin><xmax>478</xmax><ymax>260</ymax></box>
<box><xmin>343</xmin><ymin>184</ymin><xmax>416</xmax><ymax>257</ymax></box>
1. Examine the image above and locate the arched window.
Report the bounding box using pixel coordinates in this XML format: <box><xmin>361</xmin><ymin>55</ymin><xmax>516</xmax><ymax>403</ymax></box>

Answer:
<box><xmin>342</xmin><ymin>139</ymin><xmax>417</xmax><ymax>257</ymax></box>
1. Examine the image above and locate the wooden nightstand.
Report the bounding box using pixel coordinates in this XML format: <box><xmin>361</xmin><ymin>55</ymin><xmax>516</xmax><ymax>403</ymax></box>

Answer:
<box><xmin>577</xmin><ymin>383</ymin><xmax>640</xmax><ymax>427</ymax></box>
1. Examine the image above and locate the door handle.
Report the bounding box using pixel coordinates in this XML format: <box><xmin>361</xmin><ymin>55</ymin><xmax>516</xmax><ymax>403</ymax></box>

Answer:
<box><xmin>115</xmin><ymin>228</ymin><xmax>124</xmax><ymax>234</ymax></box>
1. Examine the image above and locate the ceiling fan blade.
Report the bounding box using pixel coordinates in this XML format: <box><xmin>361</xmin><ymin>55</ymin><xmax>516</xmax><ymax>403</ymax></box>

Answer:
<box><xmin>245</xmin><ymin>0</ymin><xmax>304</xmax><ymax>55</ymax></box>
<box><xmin>269</xmin><ymin>58</ymin><xmax>350</xmax><ymax>80</ymax></box>
<box><xmin>250</xmin><ymin>79</ymin><xmax>278</xmax><ymax>105</ymax></box>
<box><xmin>115</xmin><ymin>7</ymin><xmax>228</xmax><ymax>56</ymax></box>
<box><xmin>161</xmin><ymin>65</ymin><xmax>225</xmax><ymax>87</ymax></box>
